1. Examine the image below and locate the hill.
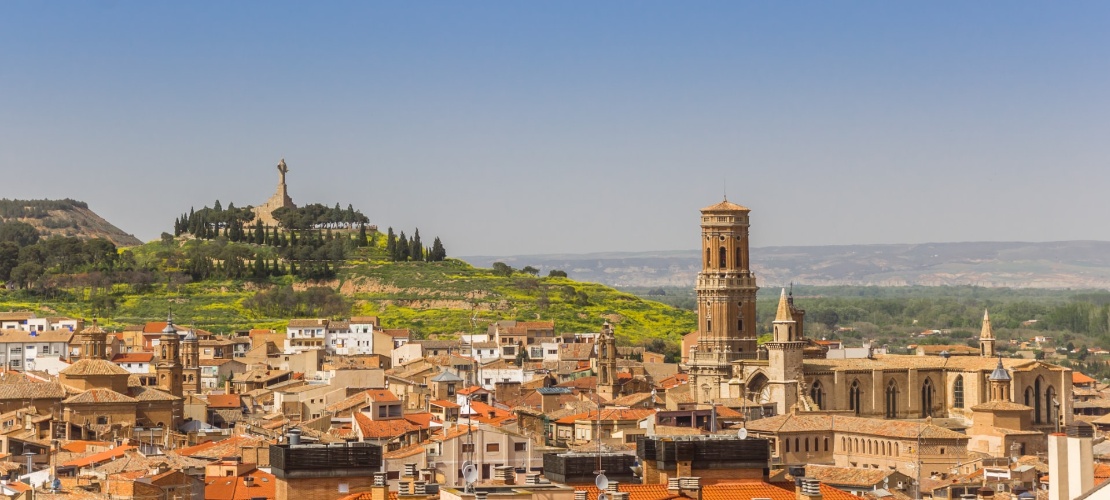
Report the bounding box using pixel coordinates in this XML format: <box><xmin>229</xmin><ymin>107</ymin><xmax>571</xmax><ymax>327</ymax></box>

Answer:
<box><xmin>0</xmin><ymin>199</ymin><xmax>141</xmax><ymax>247</ymax></box>
<box><xmin>0</xmin><ymin>237</ymin><xmax>696</xmax><ymax>346</ymax></box>
<box><xmin>461</xmin><ymin>241</ymin><xmax>1110</xmax><ymax>290</ymax></box>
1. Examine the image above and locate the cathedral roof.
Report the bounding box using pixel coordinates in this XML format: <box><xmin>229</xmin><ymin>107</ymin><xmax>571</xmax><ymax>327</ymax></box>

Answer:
<box><xmin>746</xmin><ymin>413</ymin><xmax>968</xmax><ymax>441</ymax></box>
<box><xmin>803</xmin><ymin>354</ymin><xmax>1061</xmax><ymax>373</ymax></box>
<box><xmin>130</xmin><ymin>386</ymin><xmax>181</xmax><ymax>402</ymax></box>
<box><xmin>63</xmin><ymin>388</ymin><xmax>139</xmax><ymax>405</ymax></box>
<box><xmin>701</xmin><ymin>199</ymin><xmax>750</xmax><ymax>212</ymax></box>
<box><xmin>970</xmin><ymin>400</ymin><xmax>1031</xmax><ymax>412</ymax></box>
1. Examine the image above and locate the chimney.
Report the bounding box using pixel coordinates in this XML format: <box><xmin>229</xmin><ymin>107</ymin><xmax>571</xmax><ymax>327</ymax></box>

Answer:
<box><xmin>1051</xmin><ymin>422</ymin><xmax>1096</xmax><ymax>500</ymax></box>
<box><xmin>475</xmin><ymin>491</ymin><xmax>488</xmax><ymax>500</ymax></box>
<box><xmin>796</xmin><ymin>477</ymin><xmax>821</xmax><ymax>500</ymax></box>
<box><xmin>414</xmin><ymin>481</ymin><xmax>427</xmax><ymax>495</ymax></box>
<box><xmin>667</xmin><ymin>477</ymin><xmax>681</xmax><ymax>492</ymax></box>
<box><xmin>225</xmin><ymin>379</ymin><xmax>234</xmax><ymax>394</ymax></box>
<box><xmin>405</xmin><ymin>463</ymin><xmax>418</xmax><ymax>478</ymax></box>
<box><xmin>287</xmin><ymin>428</ymin><xmax>301</xmax><ymax>446</ymax></box>
<box><xmin>371</xmin><ymin>473</ymin><xmax>389</xmax><ymax>500</ymax></box>
<box><xmin>399</xmin><ymin>481</ymin><xmax>412</xmax><ymax>496</ymax></box>
<box><xmin>244</xmin><ymin>476</ymin><xmax>255</xmax><ymax>488</ymax></box>
<box><xmin>575</xmin><ymin>491</ymin><xmax>588</xmax><ymax>500</ymax></box>
<box><xmin>679</xmin><ymin>477</ymin><xmax>701</xmax><ymax>500</ymax></box>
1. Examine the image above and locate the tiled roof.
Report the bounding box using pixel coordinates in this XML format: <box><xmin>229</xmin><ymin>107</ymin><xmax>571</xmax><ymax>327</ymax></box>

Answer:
<box><xmin>0</xmin><ymin>328</ymin><xmax>73</xmax><ymax>343</ymax></box>
<box><xmin>178</xmin><ymin>434</ymin><xmax>272</xmax><ymax>460</ymax></box>
<box><xmin>326</xmin><ymin>389</ymin><xmax>377</xmax><ymax>414</ymax></box>
<box><xmin>287</xmin><ymin>318</ymin><xmax>328</xmax><ymax>328</ymax></box>
<box><xmin>554</xmin><ymin>408</ymin><xmax>655</xmax><ymax>425</ymax></box>
<box><xmin>701</xmin><ymin>199</ymin><xmax>750</xmax><ymax>212</ymax></box>
<box><xmin>0</xmin><ymin>382</ymin><xmax>65</xmax><ymax>400</ymax></box>
<box><xmin>111</xmin><ymin>352</ymin><xmax>154</xmax><ymax>364</ymax></box>
<box><xmin>129</xmin><ymin>386</ymin><xmax>181</xmax><ymax>401</ymax></box>
<box><xmin>366</xmin><ymin>389</ymin><xmax>399</xmax><ymax>402</ymax></box>
<box><xmin>61</xmin><ymin>445</ymin><xmax>136</xmax><ymax>467</ymax></box>
<box><xmin>61</xmin><ymin>359</ymin><xmax>131</xmax><ymax>376</ymax></box>
<box><xmin>431</xmin><ymin>399</ymin><xmax>460</xmax><ymax>409</ymax></box>
<box><xmin>804</xmin><ymin>355</ymin><xmax>1062</xmax><ymax>373</ymax></box>
<box><xmin>63</xmin><ymin>389</ymin><xmax>139</xmax><ymax>405</ymax></box>
<box><xmin>1075</xmin><ymin>372</ymin><xmax>1098</xmax><ymax>385</ymax></box>
<box><xmin>576</xmin><ymin>481</ymin><xmax>861</xmax><ymax>500</ymax></box>
<box><xmin>207</xmin><ymin>394</ymin><xmax>242</xmax><ymax>409</ymax></box>
<box><xmin>205</xmin><ymin>469</ymin><xmax>276</xmax><ymax>500</ymax></box>
<box><xmin>353</xmin><ymin>412</ymin><xmax>421</xmax><ymax>439</ymax></box>
<box><xmin>0</xmin><ymin>312</ymin><xmax>35</xmax><ymax>321</ymax></box>
<box><xmin>970</xmin><ymin>401</ymin><xmax>1034</xmax><ymax>412</ymax></box>
<box><xmin>791</xmin><ymin>465</ymin><xmax>898</xmax><ymax>487</ymax></box>
<box><xmin>746</xmin><ymin>413</ymin><xmax>968</xmax><ymax>441</ymax></box>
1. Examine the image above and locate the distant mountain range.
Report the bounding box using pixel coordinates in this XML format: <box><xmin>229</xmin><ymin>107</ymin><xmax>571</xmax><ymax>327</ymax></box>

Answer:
<box><xmin>461</xmin><ymin>241</ymin><xmax>1110</xmax><ymax>290</ymax></box>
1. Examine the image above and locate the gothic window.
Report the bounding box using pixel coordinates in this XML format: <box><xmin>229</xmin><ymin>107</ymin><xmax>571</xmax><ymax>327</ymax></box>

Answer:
<box><xmin>849</xmin><ymin>380</ymin><xmax>861</xmax><ymax>415</ymax></box>
<box><xmin>921</xmin><ymin>378</ymin><xmax>935</xmax><ymax>418</ymax></box>
<box><xmin>719</xmin><ymin>247</ymin><xmax>726</xmax><ymax>269</ymax></box>
<box><xmin>1024</xmin><ymin>387</ymin><xmax>1033</xmax><ymax>408</ymax></box>
<box><xmin>1045</xmin><ymin>385</ymin><xmax>1057</xmax><ymax>424</ymax></box>
<box><xmin>794</xmin><ymin>438</ymin><xmax>799</xmax><ymax>452</ymax></box>
<box><xmin>824</xmin><ymin>437</ymin><xmax>829</xmax><ymax>452</ymax></box>
<box><xmin>885</xmin><ymin>380</ymin><xmax>898</xmax><ymax>419</ymax></box>
<box><xmin>810</xmin><ymin>380</ymin><xmax>824</xmax><ymax>409</ymax></box>
<box><xmin>1034</xmin><ymin>377</ymin><xmax>1043</xmax><ymax>424</ymax></box>
<box><xmin>805</xmin><ymin>438</ymin><xmax>809</xmax><ymax>452</ymax></box>
<box><xmin>953</xmin><ymin>376</ymin><xmax>964</xmax><ymax>409</ymax></box>
<box><xmin>786</xmin><ymin>439</ymin><xmax>790</xmax><ymax>453</ymax></box>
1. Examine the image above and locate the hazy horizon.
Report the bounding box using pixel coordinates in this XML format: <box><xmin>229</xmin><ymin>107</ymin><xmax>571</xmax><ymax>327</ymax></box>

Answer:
<box><xmin>4</xmin><ymin>3</ymin><xmax>1110</xmax><ymax>255</ymax></box>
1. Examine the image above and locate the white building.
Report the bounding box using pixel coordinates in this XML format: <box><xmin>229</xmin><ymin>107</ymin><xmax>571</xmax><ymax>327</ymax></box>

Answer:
<box><xmin>111</xmin><ymin>352</ymin><xmax>154</xmax><ymax>374</ymax></box>
<box><xmin>335</xmin><ymin>317</ymin><xmax>380</xmax><ymax>355</ymax></box>
<box><xmin>0</xmin><ymin>329</ymin><xmax>74</xmax><ymax>371</ymax></box>
<box><xmin>285</xmin><ymin>318</ymin><xmax>329</xmax><ymax>354</ymax></box>
<box><xmin>476</xmin><ymin>360</ymin><xmax>526</xmax><ymax>391</ymax></box>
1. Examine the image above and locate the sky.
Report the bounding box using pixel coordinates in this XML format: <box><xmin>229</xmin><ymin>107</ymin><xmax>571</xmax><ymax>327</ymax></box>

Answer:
<box><xmin>2</xmin><ymin>2</ymin><xmax>1109</xmax><ymax>256</ymax></box>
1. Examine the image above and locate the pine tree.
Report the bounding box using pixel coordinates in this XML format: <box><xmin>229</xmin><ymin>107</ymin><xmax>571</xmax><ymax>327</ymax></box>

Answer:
<box><xmin>430</xmin><ymin>237</ymin><xmax>446</xmax><ymax>261</ymax></box>
<box><xmin>398</xmin><ymin>232</ymin><xmax>409</xmax><ymax>261</ymax></box>
<box><xmin>358</xmin><ymin>225</ymin><xmax>367</xmax><ymax>247</ymax></box>
<box><xmin>213</xmin><ymin>200</ymin><xmax>222</xmax><ymax>212</ymax></box>
<box><xmin>386</xmin><ymin>228</ymin><xmax>397</xmax><ymax>261</ymax></box>
<box><xmin>411</xmin><ymin>229</ymin><xmax>423</xmax><ymax>262</ymax></box>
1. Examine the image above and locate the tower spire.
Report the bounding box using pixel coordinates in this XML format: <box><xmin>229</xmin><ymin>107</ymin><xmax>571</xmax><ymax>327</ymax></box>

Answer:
<box><xmin>775</xmin><ymin>288</ymin><xmax>792</xmax><ymax>322</ymax></box>
<box><xmin>979</xmin><ymin>309</ymin><xmax>996</xmax><ymax>357</ymax></box>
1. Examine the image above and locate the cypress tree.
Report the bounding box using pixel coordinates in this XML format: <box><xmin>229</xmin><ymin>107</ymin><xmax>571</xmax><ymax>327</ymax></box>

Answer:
<box><xmin>290</xmin><ymin>261</ymin><xmax>298</xmax><ymax>276</ymax></box>
<box><xmin>398</xmin><ymin>232</ymin><xmax>409</xmax><ymax>261</ymax></box>
<box><xmin>358</xmin><ymin>225</ymin><xmax>367</xmax><ymax>247</ymax></box>
<box><xmin>255</xmin><ymin>220</ymin><xmax>265</xmax><ymax>245</ymax></box>
<box><xmin>386</xmin><ymin>228</ymin><xmax>396</xmax><ymax>261</ymax></box>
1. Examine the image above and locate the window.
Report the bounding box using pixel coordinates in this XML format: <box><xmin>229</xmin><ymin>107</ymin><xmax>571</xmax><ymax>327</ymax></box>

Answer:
<box><xmin>462</xmin><ymin>443</ymin><xmax>475</xmax><ymax>453</ymax></box>
<box><xmin>486</xmin><ymin>443</ymin><xmax>500</xmax><ymax>452</ymax></box>
<box><xmin>921</xmin><ymin>378</ymin><xmax>935</xmax><ymax>418</ymax></box>
<box><xmin>447</xmin><ymin>384</ymin><xmax>456</xmax><ymax>396</ymax></box>
<box><xmin>718</xmin><ymin>247</ymin><xmax>726</xmax><ymax>269</ymax></box>
<box><xmin>953</xmin><ymin>376</ymin><xmax>964</xmax><ymax>409</ymax></box>
<box><xmin>97</xmin><ymin>416</ymin><xmax>108</xmax><ymax>425</ymax></box>
<box><xmin>515</xmin><ymin>442</ymin><xmax>526</xmax><ymax>451</ymax></box>
<box><xmin>885</xmin><ymin>380</ymin><xmax>898</xmax><ymax>419</ymax></box>
<box><xmin>849</xmin><ymin>380</ymin><xmax>861</xmax><ymax>415</ymax></box>
<box><xmin>810</xmin><ymin>381</ymin><xmax>825</xmax><ymax>409</ymax></box>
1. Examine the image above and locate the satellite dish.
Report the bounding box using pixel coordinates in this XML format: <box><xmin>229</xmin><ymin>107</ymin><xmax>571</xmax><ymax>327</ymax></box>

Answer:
<box><xmin>737</xmin><ymin>427</ymin><xmax>748</xmax><ymax>440</ymax></box>
<box><xmin>463</xmin><ymin>465</ymin><xmax>478</xmax><ymax>484</ymax></box>
<box><xmin>596</xmin><ymin>474</ymin><xmax>609</xmax><ymax>490</ymax></box>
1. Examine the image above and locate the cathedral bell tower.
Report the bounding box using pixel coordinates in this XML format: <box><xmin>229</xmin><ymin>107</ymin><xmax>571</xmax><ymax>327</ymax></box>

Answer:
<box><xmin>76</xmin><ymin>319</ymin><xmax>108</xmax><ymax>360</ymax></box>
<box><xmin>156</xmin><ymin>314</ymin><xmax>184</xmax><ymax>398</ymax></box>
<box><xmin>689</xmin><ymin>199</ymin><xmax>759</xmax><ymax>405</ymax></box>
<box><xmin>979</xmin><ymin>309</ymin><xmax>996</xmax><ymax>357</ymax></box>
<box><xmin>765</xmin><ymin>289</ymin><xmax>806</xmax><ymax>415</ymax></box>
<box><xmin>597</xmin><ymin>322</ymin><xmax>618</xmax><ymax>401</ymax></box>
<box><xmin>181</xmin><ymin>329</ymin><xmax>201</xmax><ymax>395</ymax></box>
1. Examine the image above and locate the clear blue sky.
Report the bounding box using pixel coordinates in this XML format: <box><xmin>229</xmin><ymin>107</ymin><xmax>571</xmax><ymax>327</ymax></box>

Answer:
<box><xmin>3</xmin><ymin>2</ymin><xmax>1109</xmax><ymax>255</ymax></box>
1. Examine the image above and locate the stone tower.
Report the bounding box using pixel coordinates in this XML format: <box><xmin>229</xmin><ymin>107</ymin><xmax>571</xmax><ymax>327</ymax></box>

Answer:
<box><xmin>597</xmin><ymin>322</ymin><xmax>618</xmax><ymax>401</ymax></box>
<box><xmin>181</xmin><ymin>329</ymin><xmax>202</xmax><ymax>395</ymax></box>
<box><xmin>979</xmin><ymin>309</ymin><xmax>996</xmax><ymax>357</ymax></box>
<box><xmin>75</xmin><ymin>319</ymin><xmax>108</xmax><ymax>360</ymax></box>
<box><xmin>988</xmin><ymin>356</ymin><xmax>1012</xmax><ymax>402</ymax></box>
<box><xmin>254</xmin><ymin>158</ymin><xmax>297</xmax><ymax>226</ymax></box>
<box><xmin>156</xmin><ymin>315</ymin><xmax>184</xmax><ymax>397</ymax></box>
<box><xmin>765</xmin><ymin>289</ymin><xmax>806</xmax><ymax>415</ymax></box>
<box><xmin>689</xmin><ymin>199</ymin><xmax>759</xmax><ymax>405</ymax></box>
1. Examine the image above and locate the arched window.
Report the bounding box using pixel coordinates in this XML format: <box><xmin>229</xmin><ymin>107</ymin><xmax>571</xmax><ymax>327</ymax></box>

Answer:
<box><xmin>786</xmin><ymin>439</ymin><xmax>791</xmax><ymax>453</ymax></box>
<box><xmin>885</xmin><ymin>380</ymin><xmax>898</xmax><ymax>419</ymax></box>
<box><xmin>805</xmin><ymin>438</ymin><xmax>809</xmax><ymax>452</ymax></box>
<box><xmin>1046</xmin><ymin>386</ymin><xmax>1057</xmax><ymax>424</ymax></box>
<box><xmin>895</xmin><ymin>443</ymin><xmax>900</xmax><ymax>456</ymax></box>
<box><xmin>1025</xmin><ymin>387</ymin><xmax>1033</xmax><ymax>408</ymax></box>
<box><xmin>705</xmin><ymin>248</ymin><xmax>711</xmax><ymax>268</ymax></box>
<box><xmin>921</xmin><ymin>378</ymin><xmax>935</xmax><ymax>418</ymax></box>
<box><xmin>849</xmin><ymin>380</ymin><xmax>861</xmax><ymax>415</ymax></box>
<box><xmin>735</xmin><ymin>249</ymin><xmax>742</xmax><ymax>268</ymax></box>
<box><xmin>824</xmin><ymin>437</ymin><xmax>829</xmax><ymax>452</ymax></box>
<box><xmin>810</xmin><ymin>380</ymin><xmax>825</xmax><ymax>409</ymax></box>
<box><xmin>737</xmin><ymin>306</ymin><xmax>744</xmax><ymax>332</ymax></box>
<box><xmin>794</xmin><ymin>438</ymin><xmax>800</xmax><ymax>452</ymax></box>
<box><xmin>719</xmin><ymin>247</ymin><xmax>727</xmax><ymax>269</ymax></box>
<box><xmin>1034</xmin><ymin>377</ymin><xmax>1044</xmax><ymax>424</ymax></box>
<box><xmin>953</xmin><ymin>376</ymin><xmax>964</xmax><ymax>409</ymax></box>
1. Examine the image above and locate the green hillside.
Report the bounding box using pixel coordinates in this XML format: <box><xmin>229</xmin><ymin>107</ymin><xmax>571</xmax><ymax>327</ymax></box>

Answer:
<box><xmin>0</xmin><ymin>235</ymin><xmax>696</xmax><ymax>348</ymax></box>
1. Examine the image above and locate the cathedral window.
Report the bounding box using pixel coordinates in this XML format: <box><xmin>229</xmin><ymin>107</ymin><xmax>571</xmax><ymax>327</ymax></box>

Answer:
<box><xmin>920</xmin><ymin>378</ymin><xmax>935</xmax><ymax>418</ymax></box>
<box><xmin>885</xmin><ymin>380</ymin><xmax>898</xmax><ymax>419</ymax></box>
<box><xmin>719</xmin><ymin>247</ymin><xmax>726</xmax><ymax>269</ymax></box>
<box><xmin>1045</xmin><ymin>385</ymin><xmax>1057</xmax><ymax>424</ymax></box>
<box><xmin>736</xmin><ymin>250</ymin><xmax>742</xmax><ymax>268</ymax></box>
<box><xmin>849</xmin><ymin>380</ymin><xmax>861</xmax><ymax>415</ymax></box>
<box><xmin>705</xmin><ymin>248</ymin><xmax>711</xmax><ymax>267</ymax></box>
<box><xmin>953</xmin><ymin>376</ymin><xmax>964</xmax><ymax>408</ymax></box>
<box><xmin>810</xmin><ymin>380</ymin><xmax>824</xmax><ymax>409</ymax></box>
<box><xmin>1034</xmin><ymin>377</ymin><xmax>1043</xmax><ymax>424</ymax></box>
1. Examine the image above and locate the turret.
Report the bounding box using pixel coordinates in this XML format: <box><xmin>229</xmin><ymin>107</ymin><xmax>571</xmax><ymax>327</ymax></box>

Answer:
<box><xmin>979</xmin><ymin>309</ymin><xmax>995</xmax><ymax>357</ymax></box>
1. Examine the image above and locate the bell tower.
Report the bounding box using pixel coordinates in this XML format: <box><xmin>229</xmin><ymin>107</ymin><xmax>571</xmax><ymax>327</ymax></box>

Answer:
<box><xmin>689</xmin><ymin>199</ymin><xmax>759</xmax><ymax>404</ymax></box>
<box><xmin>979</xmin><ymin>309</ymin><xmax>996</xmax><ymax>357</ymax></box>
<box><xmin>765</xmin><ymin>289</ymin><xmax>805</xmax><ymax>415</ymax></box>
<box><xmin>156</xmin><ymin>314</ymin><xmax>184</xmax><ymax>397</ymax></box>
<box><xmin>597</xmin><ymin>322</ymin><xmax>618</xmax><ymax>401</ymax></box>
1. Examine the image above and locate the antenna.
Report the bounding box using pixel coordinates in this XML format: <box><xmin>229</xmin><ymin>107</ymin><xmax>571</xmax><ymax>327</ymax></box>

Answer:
<box><xmin>723</xmin><ymin>177</ymin><xmax>728</xmax><ymax>201</ymax></box>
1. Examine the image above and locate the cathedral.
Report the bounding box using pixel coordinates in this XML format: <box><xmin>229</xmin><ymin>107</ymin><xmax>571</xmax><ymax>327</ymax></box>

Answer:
<box><xmin>685</xmin><ymin>200</ymin><xmax>1072</xmax><ymax>456</ymax></box>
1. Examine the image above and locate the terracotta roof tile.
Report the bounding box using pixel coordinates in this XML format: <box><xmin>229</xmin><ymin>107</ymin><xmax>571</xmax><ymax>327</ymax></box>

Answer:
<box><xmin>63</xmin><ymin>388</ymin><xmax>139</xmax><ymax>404</ymax></box>
<box><xmin>61</xmin><ymin>359</ymin><xmax>131</xmax><ymax>376</ymax></box>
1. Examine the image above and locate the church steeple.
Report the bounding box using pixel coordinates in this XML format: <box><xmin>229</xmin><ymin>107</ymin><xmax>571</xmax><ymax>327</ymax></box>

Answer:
<box><xmin>76</xmin><ymin>319</ymin><xmax>108</xmax><ymax>360</ymax></box>
<box><xmin>988</xmin><ymin>356</ymin><xmax>1011</xmax><ymax>402</ymax></box>
<box><xmin>156</xmin><ymin>313</ymin><xmax>183</xmax><ymax>397</ymax></box>
<box><xmin>980</xmin><ymin>309</ymin><xmax>995</xmax><ymax>357</ymax></box>
<box><xmin>773</xmin><ymin>288</ymin><xmax>796</xmax><ymax>341</ymax></box>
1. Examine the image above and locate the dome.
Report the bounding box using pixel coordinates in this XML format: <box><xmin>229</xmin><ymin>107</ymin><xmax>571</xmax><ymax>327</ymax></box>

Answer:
<box><xmin>183</xmin><ymin>329</ymin><xmax>197</xmax><ymax>342</ymax></box>
<box><xmin>989</xmin><ymin>357</ymin><xmax>1011</xmax><ymax>382</ymax></box>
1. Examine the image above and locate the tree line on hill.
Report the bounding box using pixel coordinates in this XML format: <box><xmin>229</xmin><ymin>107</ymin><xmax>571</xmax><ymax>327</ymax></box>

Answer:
<box><xmin>0</xmin><ymin>198</ymin><xmax>89</xmax><ymax>219</ymax></box>
<box><xmin>0</xmin><ymin>220</ymin><xmax>122</xmax><ymax>289</ymax></box>
<box><xmin>385</xmin><ymin>227</ymin><xmax>447</xmax><ymax>263</ymax></box>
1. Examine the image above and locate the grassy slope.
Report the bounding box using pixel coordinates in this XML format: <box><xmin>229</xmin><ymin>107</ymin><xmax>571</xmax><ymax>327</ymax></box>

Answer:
<box><xmin>0</xmin><ymin>238</ymin><xmax>696</xmax><ymax>344</ymax></box>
